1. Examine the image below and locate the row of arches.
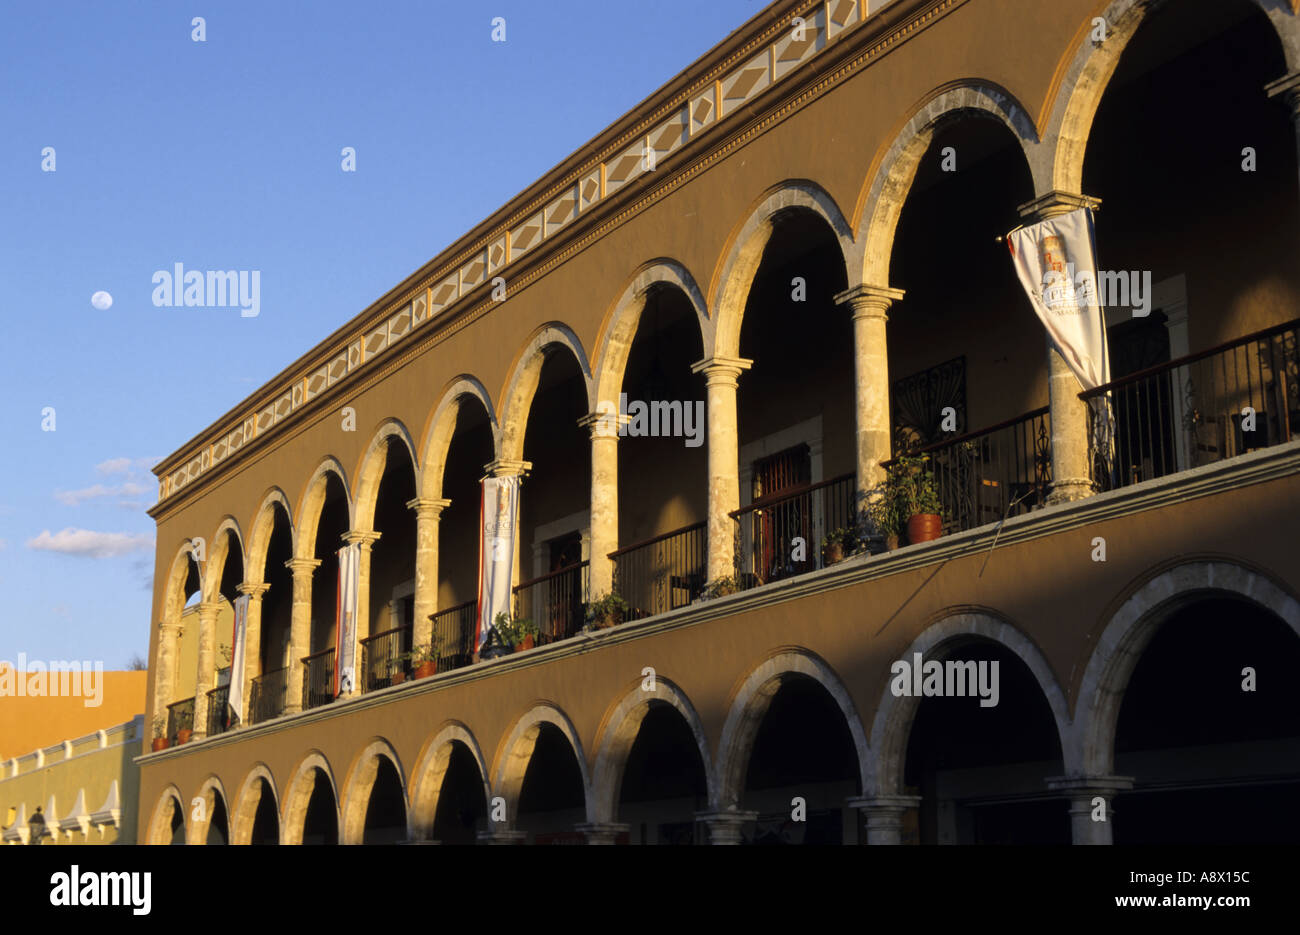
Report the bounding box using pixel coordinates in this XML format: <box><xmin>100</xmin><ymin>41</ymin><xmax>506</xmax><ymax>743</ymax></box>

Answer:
<box><xmin>149</xmin><ymin>559</ymin><xmax>1300</xmax><ymax>844</ymax></box>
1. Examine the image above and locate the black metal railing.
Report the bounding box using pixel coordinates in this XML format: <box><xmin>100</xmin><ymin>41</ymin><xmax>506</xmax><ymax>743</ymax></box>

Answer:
<box><xmin>513</xmin><ymin>561</ymin><xmax>588</xmax><ymax>644</ymax></box>
<box><xmin>166</xmin><ymin>696</ymin><xmax>195</xmax><ymax>743</ymax></box>
<box><xmin>732</xmin><ymin>473</ymin><xmax>857</xmax><ymax>588</ymax></box>
<box><xmin>610</xmin><ymin>522</ymin><xmax>706</xmax><ymax>620</ymax></box>
<box><xmin>886</xmin><ymin>408</ymin><xmax>1052</xmax><ymax>536</ymax></box>
<box><xmin>361</xmin><ymin>625</ymin><xmax>411</xmax><ymax>692</ymax></box>
<box><xmin>301</xmin><ymin>647</ymin><xmax>335</xmax><ymax>711</ymax></box>
<box><xmin>206</xmin><ymin>684</ymin><xmax>231</xmax><ymax>736</ymax></box>
<box><xmin>249</xmin><ymin>667</ymin><xmax>287</xmax><ymax>724</ymax></box>
<box><xmin>430</xmin><ymin>600</ymin><xmax>477</xmax><ymax>673</ymax></box>
<box><xmin>1082</xmin><ymin>318</ymin><xmax>1299</xmax><ymax>491</ymax></box>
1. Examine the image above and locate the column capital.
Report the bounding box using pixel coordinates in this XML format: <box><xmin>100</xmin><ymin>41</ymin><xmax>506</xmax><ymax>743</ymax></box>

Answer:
<box><xmin>483</xmin><ymin>458</ymin><xmax>532</xmax><ymax>478</ymax></box>
<box><xmin>689</xmin><ymin>356</ymin><xmax>753</xmax><ymax>387</ymax></box>
<box><xmin>1265</xmin><ymin>71</ymin><xmax>1300</xmax><ymax>116</ymax></box>
<box><xmin>284</xmin><ymin>557</ymin><xmax>322</xmax><ymax>575</ymax></box>
<box><xmin>578</xmin><ymin>410</ymin><xmax>629</xmax><ymax>439</ymax></box>
<box><xmin>1017</xmin><ymin>190</ymin><xmax>1102</xmax><ymax>223</ymax></box>
<box><xmin>834</xmin><ymin>283</ymin><xmax>905</xmax><ymax>319</ymax></box>
<box><xmin>157</xmin><ymin>620</ymin><xmax>183</xmax><ymax>636</ymax></box>
<box><xmin>237</xmin><ymin>582</ymin><xmax>271</xmax><ymax>599</ymax></box>
<box><xmin>341</xmin><ymin>530</ymin><xmax>382</xmax><ymax>550</ymax></box>
<box><xmin>1045</xmin><ymin>775</ymin><xmax>1134</xmax><ymax>796</ymax></box>
<box><xmin>405</xmin><ymin>496</ymin><xmax>451</xmax><ymax>518</ymax></box>
<box><xmin>195</xmin><ymin>600</ymin><xmax>223</xmax><ymax>620</ymax></box>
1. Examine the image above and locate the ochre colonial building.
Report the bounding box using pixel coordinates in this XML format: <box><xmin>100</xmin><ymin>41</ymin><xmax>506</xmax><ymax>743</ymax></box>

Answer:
<box><xmin>139</xmin><ymin>0</ymin><xmax>1300</xmax><ymax>845</ymax></box>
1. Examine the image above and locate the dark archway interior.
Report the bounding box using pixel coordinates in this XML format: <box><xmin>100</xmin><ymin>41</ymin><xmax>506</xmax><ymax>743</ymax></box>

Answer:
<box><xmin>439</xmin><ymin>398</ymin><xmax>495</xmax><ymax>610</ymax></box>
<box><xmin>370</xmin><ymin>439</ymin><xmax>417</xmax><ymax>639</ymax></box>
<box><xmin>361</xmin><ymin>757</ymin><xmax>407</xmax><ymax>845</ymax></box>
<box><xmin>206</xmin><ymin>792</ymin><xmax>229</xmax><ymax>845</ymax></box>
<box><xmin>250</xmin><ymin>780</ymin><xmax>279</xmax><ymax>845</ymax></box>
<box><xmin>431</xmin><ymin>742</ymin><xmax>488</xmax><ymax>845</ymax></box>
<box><xmin>167</xmin><ymin>796</ymin><xmax>185</xmax><ymax>845</ymax></box>
<box><xmin>260</xmin><ymin>505</ymin><xmax>294</xmax><ymax>676</ymax></box>
<box><xmin>302</xmin><ymin>768</ymin><xmax>339</xmax><ymax>845</ymax></box>
<box><xmin>617</xmin><ymin>703</ymin><xmax>709</xmax><ymax>844</ymax></box>
<box><xmin>517</xmin><ymin>723</ymin><xmax>586</xmax><ymax>841</ymax></box>
<box><xmin>310</xmin><ymin>474</ymin><xmax>351</xmax><ymax>655</ymax></box>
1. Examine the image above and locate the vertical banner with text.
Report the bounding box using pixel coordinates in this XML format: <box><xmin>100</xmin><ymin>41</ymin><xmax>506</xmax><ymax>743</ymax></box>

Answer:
<box><xmin>229</xmin><ymin>594</ymin><xmax>249</xmax><ymax>722</ymax></box>
<box><xmin>477</xmin><ymin>474</ymin><xmax>520</xmax><ymax>650</ymax></box>
<box><xmin>335</xmin><ymin>542</ymin><xmax>360</xmax><ymax>694</ymax></box>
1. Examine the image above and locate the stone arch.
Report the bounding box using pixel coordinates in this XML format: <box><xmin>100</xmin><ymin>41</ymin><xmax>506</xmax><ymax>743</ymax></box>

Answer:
<box><xmin>869</xmin><ymin>611</ymin><xmax>1073</xmax><ymax>797</ymax></box>
<box><xmin>589</xmin><ymin>677</ymin><xmax>716</xmax><ymax>824</ymax></box>
<box><xmin>493</xmin><ymin>703</ymin><xmax>592</xmax><ymax>825</ymax></box>
<box><xmin>351</xmin><ymin>418</ymin><xmax>419</xmax><ymax>532</ymax></box>
<box><xmin>160</xmin><ymin>538</ymin><xmax>203</xmax><ymax>624</ymax></box>
<box><xmin>408</xmin><ymin>722</ymin><xmax>491</xmax><ymax>840</ymax></box>
<box><xmin>1073</xmin><ymin>559</ymin><xmax>1300</xmax><ymax>777</ymax></box>
<box><xmin>715</xmin><ymin>648</ymin><xmax>870</xmax><ymax>810</ymax></box>
<box><xmin>145</xmin><ymin>784</ymin><xmax>186</xmax><ymax>845</ymax></box>
<box><xmin>498</xmin><ymin>323</ymin><xmax>595</xmax><ymax>462</ymax></box>
<box><xmin>202</xmin><ymin>516</ymin><xmax>245</xmax><ymax>604</ymax></box>
<box><xmin>190</xmin><ymin>775</ymin><xmax>230</xmax><ymax>845</ymax></box>
<box><xmin>245</xmin><ymin>487</ymin><xmax>294</xmax><ymax>584</ymax></box>
<box><xmin>294</xmin><ymin>457</ymin><xmax>353</xmax><ymax>560</ymax></box>
<box><xmin>1045</xmin><ymin>0</ymin><xmax>1298</xmax><ymax>195</ymax></box>
<box><xmin>230</xmin><ymin>763</ymin><xmax>278</xmax><ymax>845</ymax></box>
<box><xmin>592</xmin><ymin>259</ymin><xmax>711</xmax><ymax>408</ymax></box>
<box><xmin>855</xmin><ymin>81</ymin><xmax>1043</xmax><ymax>286</ymax></box>
<box><xmin>339</xmin><ymin>738</ymin><xmax>408</xmax><ymax>845</ymax></box>
<box><xmin>417</xmin><ymin>375</ymin><xmax>501</xmax><ymax>500</ymax></box>
<box><xmin>712</xmin><ymin>180</ymin><xmax>859</xmax><ymax>360</ymax></box>
<box><xmin>281</xmin><ymin>750</ymin><xmax>341</xmax><ymax>845</ymax></box>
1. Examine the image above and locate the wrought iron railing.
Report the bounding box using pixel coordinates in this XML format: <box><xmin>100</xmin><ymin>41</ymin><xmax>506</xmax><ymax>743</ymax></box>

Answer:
<box><xmin>249</xmin><ymin>667</ymin><xmax>287</xmax><ymax>725</ymax></box>
<box><xmin>361</xmin><ymin>624</ymin><xmax>411</xmax><ymax>692</ymax></box>
<box><xmin>1082</xmin><ymin>318</ymin><xmax>1299</xmax><ymax>491</ymax></box>
<box><xmin>513</xmin><ymin>561</ymin><xmax>589</xmax><ymax>644</ymax></box>
<box><xmin>885</xmin><ymin>408</ymin><xmax>1052</xmax><ymax>536</ymax></box>
<box><xmin>430</xmin><ymin>600</ymin><xmax>477</xmax><ymax>673</ymax></box>
<box><xmin>732</xmin><ymin>473</ymin><xmax>857</xmax><ymax>588</ymax></box>
<box><xmin>206</xmin><ymin>684</ymin><xmax>231</xmax><ymax>736</ymax></box>
<box><xmin>301</xmin><ymin>647</ymin><xmax>335</xmax><ymax>711</ymax></box>
<box><xmin>609</xmin><ymin>522</ymin><xmax>706</xmax><ymax>620</ymax></box>
<box><xmin>166</xmin><ymin>696</ymin><xmax>195</xmax><ymax>743</ymax></box>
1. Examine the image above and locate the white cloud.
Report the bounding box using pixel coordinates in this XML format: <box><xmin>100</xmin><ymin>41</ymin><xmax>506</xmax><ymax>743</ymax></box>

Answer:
<box><xmin>95</xmin><ymin>456</ymin><xmax>158</xmax><ymax>476</ymax></box>
<box><xmin>55</xmin><ymin>481</ymin><xmax>150</xmax><ymax>506</ymax></box>
<box><xmin>27</xmin><ymin>528</ymin><xmax>154</xmax><ymax>558</ymax></box>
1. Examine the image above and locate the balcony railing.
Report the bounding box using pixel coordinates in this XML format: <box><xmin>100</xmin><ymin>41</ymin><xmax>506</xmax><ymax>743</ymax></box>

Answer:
<box><xmin>249</xmin><ymin>667</ymin><xmax>287</xmax><ymax>724</ymax></box>
<box><xmin>1082</xmin><ymin>318</ymin><xmax>1299</xmax><ymax>491</ymax></box>
<box><xmin>302</xmin><ymin>647</ymin><xmax>335</xmax><ymax>711</ymax></box>
<box><xmin>206</xmin><ymin>683</ymin><xmax>231</xmax><ymax>736</ymax></box>
<box><xmin>887</xmin><ymin>407</ymin><xmax>1052</xmax><ymax>536</ymax></box>
<box><xmin>732</xmin><ymin>473</ymin><xmax>857</xmax><ymax>589</ymax></box>
<box><xmin>430</xmin><ymin>600</ymin><xmax>477</xmax><ymax>673</ymax></box>
<box><xmin>513</xmin><ymin>561</ymin><xmax>588</xmax><ymax>644</ymax></box>
<box><xmin>610</xmin><ymin>522</ymin><xmax>707</xmax><ymax>620</ymax></box>
<box><xmin>166</xmin><ymin>696</ymin><xmax>194</xmax><ymax>743</ymax></box>
<box><xmin>361</xmin><ymin>624</ymin><xmax>411</xmax><ymax>692</ymax></box>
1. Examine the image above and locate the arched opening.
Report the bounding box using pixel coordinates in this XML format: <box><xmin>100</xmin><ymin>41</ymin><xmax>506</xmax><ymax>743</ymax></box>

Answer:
<box><xmin>613</xmin><ymin>286</ymin><xmax>708</xmax><ymax>617</ymax></box>
<box><xmin>249</xmin><ymin>778</ymin><xmax>279</xmax><ymax>845</ymax></box>
<box><xmin>616</xmin><ymin>703</ymin><xmax>709</xmax><ymax>844</ymax></box>
<box><xmin>1112</xmin><ymin>595</ymin><xmax>1300</xmax><ymax>843</ymax></box>
<box><xmin>733</xmin><ymin>210</ymin><xmax>853</xmax><ymax>587</ymax></box>
<box><xmin>253</xmin><ymin>503</ymin><xmax>293</xmax><ymax>722</ymax></box>
<box><xmin>888</xmin><ymin>116</ymin><xmax>1043</xmax><ymax>535</ymax></box>
<box><xmin>305</xmin><ymin>472</ymin><xmax>349</xmax><ymax>709</ymax></box>
<box><xmin>203</xmin><ymin>529</ymin><xmax>243</xmax><ymax>735</ymax></box>
<box><xmin>515</xmin><ymin>348</ymin><xmax>591</xmax><ymax>644</ymax></box>
<box><xmin>361</xmin><ymin>757</ymin><xmax>407</xmax><ymax>845</ymax></box>
<box><xmin>1081</xmin><ymin>0</ymin><xmax>1299</xmax><ymax>488</ymax></box>
<box><xmin>516</xmin><ymin>723</ymin><xmax>587</xmax><ymax>843</ymax></box>
<box><xmin>206</xmin><ymin>790</ymin><xmax>229</xmax><ymax>845</ymax></box>
<box><xmin>165</xmin><ymin>795</ymin><xmax>185</xmax><ymax>845</ymax></box>
<box><xmin>738</xmin><ymin>676</ymin><xmax>859</xmax><ymax>844</ymax></box>
<box><xmin>301</xmin><ymin>768</ymin><xmax>339</xmax><ymax>845</ymax></box>
<box><xmin>360</xmin><ymin>437</ymin><xmax>417</xmax><ymax>690</ymax></box>
<box><xmin>902</xmin><ymin>641</ymin><xmax>1066</xmax><ymax>844</ymax></box>
<box><xmin>430</xmin><ymin>742</ymin><xmax>489</xmax><ymax>845</ymax></box>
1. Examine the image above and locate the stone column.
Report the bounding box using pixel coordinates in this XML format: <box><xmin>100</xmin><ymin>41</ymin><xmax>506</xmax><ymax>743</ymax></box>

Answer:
<box><xmin>694</xmin><ymin>808</ymin><xmax>757</xmax><ymax>845</ymax></box>
<box><xmin>1266</xmin><ymin>72</ymin><xmax>1300</xmax><ymax>192</ymax></box>
<box><xmin>191</xmin><ymin>601</ymin><xmax>222</xmax><ymax>739</ymax></box>
<box><xmin>834</xmin><ymin>284</ymin><xmax>905</xmax><ymax>523</ymax></box>
<box><xmin>689</xmin><ymin>357</ymin><xmax>752</xmax><ymax>582</ymax></box>
<box><xmin>1017</xmin><ymin>190</ymin><xmax>1103</xmax><ymax>504</ymax></box>
<box><xmin>1046</xmin><ymin>775</ymin><xmax>1134</xmax><ymax>845</ymax></box>
<box><xmin>847</xmin><ymin>794</ymin><xmax>921</xmax><ymax>845</ymax></box>
<box><xmin>575</xmin><ymin>821</ymin><xmax>629</xmax><ymax>844</ymax></box>
<box><xmin>151</xmin><ymin>620</ymin><xmax>183</xmax><ymax>736</ymax></box>
<box><xmin>406</xmin><ymin>497</ymin><xmax>451</xmax><ymax>650</ymax></box>
<box><xmin>578</xmin><ymin>411</ymin><xmax>622</xmax><ymax>598</ymax></box>
<box><xmin>236</xmin><ymin>583</ymin><xmax>269</xmax><ymax>727</ymax></box>
<box><xmin>283</xmin><ymin>557</ymin><xmax>321</xmax><ymax>714</ymax></box>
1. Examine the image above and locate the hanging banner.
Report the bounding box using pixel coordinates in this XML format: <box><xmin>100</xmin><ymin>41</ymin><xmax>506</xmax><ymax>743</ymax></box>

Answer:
<box><xmin>228</xmin><ymin>594</ymin><xmax>249</xmax><ymax>723</ymax></box>
<box><xmin>477</xmin><ymin>474</ymin><xmax>520</xmax><ymax>650</ymax></box>
<box><xmin>334</xmin><ymin>541</ymin><xmax>360</xmax><ymax>695</ymax></box>
<box><xmin>1006</xmin><ymin>206</ymin><xmax>1111</xmax><ymax>391</ymax></box>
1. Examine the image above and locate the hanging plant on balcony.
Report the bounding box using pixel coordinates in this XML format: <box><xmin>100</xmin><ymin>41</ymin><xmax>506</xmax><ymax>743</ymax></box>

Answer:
<box><xmin>494</xmin><ymin>612</ymin><xmax>539</xmax><ymax>650</ymax></box>
<box><xmin>891</xmin><ymin>455</ymin><xmax>944</xmax><ymax>545</ymax></box>
<box><xmin>151</xmin><ymin>716</ymin><xmax>169</xmax><ymax>753</ymax></box>
<box><xmin>585</xmin><ymin>593</ymin><xmax>630</xmax><ymax>630</ymax></box>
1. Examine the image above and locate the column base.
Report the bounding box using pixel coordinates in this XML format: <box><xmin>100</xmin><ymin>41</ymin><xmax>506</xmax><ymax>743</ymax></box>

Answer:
<box><xmin>476</xmin><ymin>829</ymin><xmax>527</xmax><ymax>845</ymax></box>
<box><xmin>1046</xmin><ymin>775</ymin><xmax>1134</xmax><ymax>845</ymax></box>
<box><xmin>847</xmin><ymin>795</ymin><xmax>922</xmax><ymax>845</ymax></box>
<box><xmin>575</xmin><ymin>822</ymin><xmax>629</xmax><ymax>845</ymax></box>
<box><xmin>1046</xmin><ymin>477</ymin><xmax>1096</xmax><ymax>505</ymax></box>
<box><xmin>695</xmin><ymin>809</ymin><xmax>757</xmax><ymax>845</ymax></box>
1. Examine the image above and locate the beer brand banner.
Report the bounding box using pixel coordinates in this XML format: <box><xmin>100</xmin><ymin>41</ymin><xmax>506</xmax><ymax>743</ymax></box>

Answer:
<box><xmin>334</xmin><ymin>542</ymin><xmax>360</xmax><ymax>695</ymax></box>
<box><xmin>477</xmin><ymin>474</ymin><xmax>520</xmax><ymax>650</ymax></box>
<box><xmin>1006</xmin><ymin>207</ymin><xmax>1111</xmax><ymax>391</ymax></box>
<box><xmin>229</xmin><ymin>594</ymin><xmax>249</xmax><ymax>722</ymax></box>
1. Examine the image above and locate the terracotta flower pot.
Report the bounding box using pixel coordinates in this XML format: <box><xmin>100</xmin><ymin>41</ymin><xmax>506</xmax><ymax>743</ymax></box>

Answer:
<box><xmin>392</xmin><ymin>670</ymin><xmax>407</xmax><ymax>685</ymax></box>
<box><xmin>824</xmin><ymin>541</ymin><xmax>845</xmax><ymax>565</ymax></box>
<box><xmin>176</xmin><ymin>728</ymin><xmax>192</xmax><ymax>745</ymax></box>
<box><xmin>885</xmin><ymin>534</ymin><xmax>900</xmax><ymax>552</ymax></box>
<box><xmin>151</xmin><ymin>737</ymin><xmax>169</xmax><ymax>752</ymax></box>
<box><xmin>906</xmin><ymin>514</ymin><xmax>943</xmax><ymax>544</ymax></box>
<box><xmin>414</xmin><ymin>660</ymin><xmax>437</xmax><ymax>680</ymax></box>
<box><xmin>517</xmin><ymin>634</ymin><xmax>535</xmax><ymax>652</ymax></box>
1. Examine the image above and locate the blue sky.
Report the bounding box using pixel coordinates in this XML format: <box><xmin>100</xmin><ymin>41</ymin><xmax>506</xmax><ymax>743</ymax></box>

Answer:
<box><xmin>0</xmin><ymin>0</ymin><xmax>760</xmax><ymax>667</ymax></box>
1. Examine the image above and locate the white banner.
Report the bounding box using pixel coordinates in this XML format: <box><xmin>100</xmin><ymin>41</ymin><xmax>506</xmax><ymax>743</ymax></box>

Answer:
<box><xmin>477</xmin><ymin>475</ymin><xmax>520</xmax><ymax>650</ymax></box>
<box><xmin>1006</xmin><ymin>206</ymin><xmax>1111</xmax><ymax>391</ymax></box>
<box><xmin>229</xmin><ymin>594</ymin><xmax>249</xmax><ymax>723</ymax></box>
<box><xmin>335</xmin><ymin>542</ymin><xmax>360</xmax><ymax>695</ymax></box>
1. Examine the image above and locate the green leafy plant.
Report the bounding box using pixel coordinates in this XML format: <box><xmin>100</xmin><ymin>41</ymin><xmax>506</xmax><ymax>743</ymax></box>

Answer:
<box><xmin>586</xmin><ymin>593</ymin><xmax>630</xmax><ymax>628</ymax></box>
<box><xmin>700</xmin><ymin>576</ymin><xmax>739</xmax><ymax>600</ymax></box>
<box><xmin>402</xmin><ymin>643</ymin><xmax>439</xmax><ymax>665</ymax></box>
<box><xmin>151</xmin><ymin>716</ymin><xmax>166</xmax><ymax>740</ymax></box>
<box><xmin>819</xmin><ymin>526</ymin><xmax>859</xmax><ymax>553</ymax></box>
<box><xmin>493</xmin><ymin>612</ymin><xmax>538</xmax><ymax>646</ymax></box>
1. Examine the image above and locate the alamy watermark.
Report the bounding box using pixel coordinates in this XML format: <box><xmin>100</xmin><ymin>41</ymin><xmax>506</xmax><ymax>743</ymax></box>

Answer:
<box><xmin>594</xmin><ymin>393</ymin><xmax>705</xmax><ymax>448</ymax></box>
<box><xmin>1042</xmin><ymin>263</ymin><xmax>1153</xmax><ymax>317</ymax></box>
<box><xmin>0</xmin><ymin>656</ymin><xmax>104</xmax><ymax>707</ymax></box>
<box><xmin>152</xmin><ymin>263</ymin><xmax>260</xmax><ymax>317</ymax></box>
<box><xmin>889</xmin><ymin>652</ymin><xmax>999</xmax><ymax>707</ymax></box>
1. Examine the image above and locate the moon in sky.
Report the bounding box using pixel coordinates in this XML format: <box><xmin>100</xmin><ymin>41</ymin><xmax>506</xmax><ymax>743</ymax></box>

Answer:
<box><xmin>91</xmin><ymin>291</ymin><xmax>113</xmax><ymax>310</ymax></box>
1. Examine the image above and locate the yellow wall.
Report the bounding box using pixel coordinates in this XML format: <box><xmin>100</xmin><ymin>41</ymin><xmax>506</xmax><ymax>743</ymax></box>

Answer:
<box><xmin>0</xmin><ymin>670</ymin><xmax>146</xmax><ymax>760</ymax></box>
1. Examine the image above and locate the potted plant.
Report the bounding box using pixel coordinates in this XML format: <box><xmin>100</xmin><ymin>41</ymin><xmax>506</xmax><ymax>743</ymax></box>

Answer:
<box><xmin>819</xmin><ymin>527</ymin><xmax>859</xmax><ymax>566</ymax></box>
<box><xmin>700</xmin><ymin>576</ymin><xmax>739</xmax><ymax>600</ymax></box>
<box><xmin>390</xmin><ymin>658</ymin><xmax>408</xmax><ymax>685</ymax></box>
<box><xmin>585</xmin><ymin>593</ymin><xmax>630</xmax><ymax>630</ymax></box>
<box><xmin>493</xmin><ymin>612</ymin><xmax>538</xmax><ymax>651</ymax></box>
<box><xmin>175</xmin><ymin>707</ymin><xmax>194</xmax><ymax>745</ymax></box>
<box><xmin>404</xmin><ymin>643</ymin><xmax>439</xmax><ymax>679</ymax></box>
<box><xmin>863</xmin><ymin>483</ymin><xmax>904</xmax><ymax>552</ymax></box>
<box><xmin>892</xmin><ymin>455</ymin><xmax>944</xmax><ymax>544</ymax></box>
<box><xmin>151</xmin><ymin>717</ymin><xmax>169</xmax><ymax>753</ymax></box>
